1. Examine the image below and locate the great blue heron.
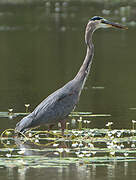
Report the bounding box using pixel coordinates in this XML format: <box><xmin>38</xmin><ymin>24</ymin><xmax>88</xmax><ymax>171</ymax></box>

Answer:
<box><xmin>15</xmin><ymin>16</ymin><xmax>126</xmax><ymax>135</ymax></box>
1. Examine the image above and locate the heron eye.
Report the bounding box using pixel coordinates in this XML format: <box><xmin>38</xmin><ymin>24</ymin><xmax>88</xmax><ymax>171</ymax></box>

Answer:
<box><xmin>101</xmin><ymin>20</ymin><xmax>106</xmax><ymax>23</ymax></box>
<box><xmin>91</xmin><ymin>16</ymin><xmax>103</xmax><ymax>21</ymax></box>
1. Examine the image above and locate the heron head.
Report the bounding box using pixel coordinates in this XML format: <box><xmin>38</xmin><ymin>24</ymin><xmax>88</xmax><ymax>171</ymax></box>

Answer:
<box><xmin>88</xmin><ymin>16</ymin><xmax>127</xmax><ymax>30</ymax></box>
<box><xmin>85</xmin><ymin>16</ymin><xmax>127</xmax><ymax>47</ymax></box>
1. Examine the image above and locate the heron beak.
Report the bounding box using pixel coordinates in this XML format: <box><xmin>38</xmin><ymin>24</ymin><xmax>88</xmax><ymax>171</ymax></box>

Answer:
<box><xmin>101</xmin><ymin>20</ymin><xmax>128</xmax><ymax>29</ymax></box>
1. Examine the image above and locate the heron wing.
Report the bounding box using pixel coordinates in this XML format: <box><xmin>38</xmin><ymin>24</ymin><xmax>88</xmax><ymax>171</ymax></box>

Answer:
<box><xmin>15</xmin><ymin>79</ymin><xmax>80</xmax><ymax>132</ymax></box>
<box><xmin>32</xmin><ymin>86</ymin><xmax>79</xmax><ymax>126</ymax></box>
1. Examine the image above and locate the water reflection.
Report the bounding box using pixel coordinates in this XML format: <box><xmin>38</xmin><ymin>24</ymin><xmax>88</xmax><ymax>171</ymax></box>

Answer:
<box><xmin>0</xmin><ymin>1</ymin><xmax>135</xmax><ymax>32</ymax></box>
<box><xmin>1</xmin><ymin>161</ymin><xmax>133</xmax><ymax>180</ymax></box>
<box><xmin>18</xmin><ymin>167</ymin><xmax>28</xmax><ymax>180</ymax></box>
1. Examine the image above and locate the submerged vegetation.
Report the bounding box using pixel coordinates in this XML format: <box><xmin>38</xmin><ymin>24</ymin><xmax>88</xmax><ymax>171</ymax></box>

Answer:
<box><xmin>0</xmin><ymin>111</ymin><xmax>136</xmax><ymax>168</ymax></box>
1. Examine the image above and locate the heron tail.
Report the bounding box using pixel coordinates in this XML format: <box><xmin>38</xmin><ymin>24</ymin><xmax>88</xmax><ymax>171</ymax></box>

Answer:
<box><xmin>15</xmin><ymin>113</ymin><xmax>34</xmax><ymax>133</ymax></box>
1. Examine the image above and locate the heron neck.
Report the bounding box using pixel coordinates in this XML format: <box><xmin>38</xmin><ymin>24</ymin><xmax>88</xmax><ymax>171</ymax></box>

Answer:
<box><xmin>74</xmin><ymin>33</ymin><xmax>94</xmax><ymax>90</ymax></box>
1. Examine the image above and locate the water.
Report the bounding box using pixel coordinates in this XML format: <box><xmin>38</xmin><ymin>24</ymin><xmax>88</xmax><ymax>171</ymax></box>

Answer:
<box><xmin>0</xmin><ymin>0</ymin><xmax>136</xmax><ymax>179</ymax></box>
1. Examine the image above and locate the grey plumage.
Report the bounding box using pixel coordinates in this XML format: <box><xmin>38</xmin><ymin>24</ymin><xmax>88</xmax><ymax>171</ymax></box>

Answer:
<box><xmin>16</xmin><ymin>79</ymin><xmax>80</xmax><ymax>133</ymax></box>
<box><xmin>15</xmin><ymin>16</ymin><xmax>126</xmax><ymax>134</ymax></box>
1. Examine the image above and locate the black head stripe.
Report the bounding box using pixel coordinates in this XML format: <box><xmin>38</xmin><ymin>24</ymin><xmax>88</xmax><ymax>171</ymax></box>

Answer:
<box><xmin>90</xmin><ymin>16</ymin><xmax>103</xmax><ymax>21</ymax></box>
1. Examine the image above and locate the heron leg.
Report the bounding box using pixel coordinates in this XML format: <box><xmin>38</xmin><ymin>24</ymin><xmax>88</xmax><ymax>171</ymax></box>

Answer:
<box><xmin>48</xmin><ymin>124</ymin><xmax>54</xmax><ymax>132</ymax></box>
<box><xmin>60</xmin><ymin>120</ymin><xmax>66</xmax><ymax>136</ymax></box>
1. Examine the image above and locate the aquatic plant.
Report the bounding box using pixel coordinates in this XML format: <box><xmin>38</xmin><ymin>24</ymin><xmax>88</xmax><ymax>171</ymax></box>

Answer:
<box><xmin>0</xmin><ymin>111</ymin><xmax>136</xmax><ymax>165</ymax></box>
